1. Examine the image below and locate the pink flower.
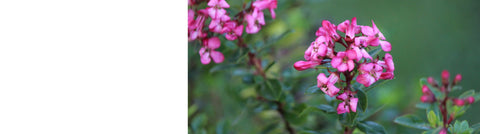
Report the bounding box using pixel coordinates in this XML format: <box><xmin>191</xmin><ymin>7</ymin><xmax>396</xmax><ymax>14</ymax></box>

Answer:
<box><xmin>336</xmin><ymin>91</ymin><xmax>358</xmax><ymax>114</ymax></box>
<box><xmin>252</xmin><ymin>0</ymin><xmax>277</xmax><ymax>19</ymax></box>
<box><xmin>293</xmin><ymin>61</ymin><xmax>320</xmax><ymax>71</ymax></box>
<box><xmin>316</xmin><ymin>20</ymin><xmax>340</xmax><ymax>43</ymax></box>
<box><xmin>304</xmin><ymin>36</ymin><xmax>328</xmax><ymax>61</ymax></box>
<box><xmin>337</xmin><ymin>17</ymin><xmax>361</xmax><ymax>41</ymax></box>
<box><xmin>209</xmin><ymin>14</ymin><xmax>231</xmax><ymax>33</ymax></box>
<box><xmin>245</xmin><ymin>9</ymin><xmax>265</xmax><ymax>34</ymax></box>
<box><xmin>466</xmin><ymin>96</ymin><xmax>475</xmax><ymax>104</ymax></box>
<box><xmin>420</xmin><ymin>85</ymin><xmax>435</xmax><ymax>103</ymax></box>
<box><xmin>351</xmin><ymin>46</ymin><xmax>372</xmax><ymax>62</ymax></box>
<box><xmin>317</xmin><ymin>73</ymin><xmax>340</xmax><ymax>97</ymax></box>
<box><xmin>452</xmin><ymin>98</ymin><xmax>465</xmax><ymax>106</ymax></box>
<box><xmin>441</xmin><ymin>70</ymin><xmax>450</xmax><ymax>85</ymax></box>
<box><xmin>331</xmin><ymin>51</ymin><xmax>356</xmax><ymax>72</ymax></box>
<box><xmin>206</xmin><ymin>0</ymin><xmax>230</xmax><ymax>19</ymax></box>
<box><xmin>222</xmin><ymin>21</ymin><xmax>243</xmax><ymax>40</ymax></box>
<box><xmin>188</xmin><ymin>10</ymin><xmax>195</xmax><ymax>25</ymax></box>
<box><xmin>357</xmin><ymin>63</ymin><xmax>383</xmax><ymax>87</ymax></box>
<box><xmin>360</xmin><ymin>21</ymin><xmax>391</xmax><ymax>52</ymax></box>
<box><xmin>378</xmin><ymin>53</ymin><xmax>395</xmax><ymax>79</ymax></box>
<box><xmin>199</xmin><ymin>37</ymin><xmax>224</xmax><ymax>64</ymax></box>
<box><xmin>453</xmin><ymin>74</ymin><xmax>462</xmax><ymax>85</ymax></box>
<box><xmin>188</xmin><ymin>10</ymin><xmax>208</xmax><ymax>41</ymax></box>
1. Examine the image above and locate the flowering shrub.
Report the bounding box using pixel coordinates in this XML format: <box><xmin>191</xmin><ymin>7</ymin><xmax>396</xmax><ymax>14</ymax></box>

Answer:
<box><xmin>394</xmin><ymin>70</ymin><xmax>480</xmax><ymax>134</ymax></box>
<box><xmin>188</xmin><ymin>0</ymin><xmax>277</xmax><ymax>64</ymax></box>
<box><xmin>294</xmin><ymin>17</ymin><xmax>395</xmax><ymax>133</ymax></box>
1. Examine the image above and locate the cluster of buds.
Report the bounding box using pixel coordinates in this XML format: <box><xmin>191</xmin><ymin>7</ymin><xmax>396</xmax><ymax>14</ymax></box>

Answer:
<box><xmin>294</xmin><ymin>17</ymin><xmax>395</xmax><ymax>114</ymax></box>
<box><xmin>423</xmin><ymin>70</ymin><xmax>475</xmax><ymax>106</ymax></box>
<box><xmin>188</xmin><ymin>0</ymin><xmax>277</xmax><ymax>64</ymax></box>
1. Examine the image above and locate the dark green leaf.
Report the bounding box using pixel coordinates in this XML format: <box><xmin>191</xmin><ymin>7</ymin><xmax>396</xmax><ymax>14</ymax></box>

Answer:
<box><xmin>459</xmin><ymin>90</ymin><xmax>475</xmax><ymax>98</ymax></box>
<box><xmin>452</xmin><ymin>85</ymin><xmax>463</xmax><ymax>91</ymax></box>
<box><xmin>394</xmin><ymin>114</ymin><xmax>430</xmax><ymax>130</ymax></box>
<box><xmin>209</xmin><ymin>64</ymin><xmax>238</xmax><ymax>73</ymax></box>
<box><xmin>363</xmin><ymin>80</ymin><xmax>390</xmax><ymax>92</ymax></box>
<box><xmin>422</xmin><ymin>127</ymin><xmax>441</xmax><ymax>134</ymax></box>
<box><xmin>305</xmin><ymin>85</ymin><xmax>324</xmax><ymax>95</ymax></box>
<box><xmin>313</xmin><ymin>104</ymin><xmax>336</xmax><ymax>114</ymax></box>
<box><xmin>451</xmin><ymin>120</ymin><xmax>473</xmax><ymax>134</ymax></box>
<box><xmin>263</xmin><ymin>61</ymin><xmax>276</xmax><ymax>73</ymax></box>
<box><xmin>367</xmin><ymin>47</ymin><xmax>382</xmax><ymax>58</ymax></box>
<box><xmin>359</xmin><ymin>105</ymin><xmax>385</xmax><ymax>121</ymax></box>
<box><xmin>188</xmin><ymin>105</ymin><xmax>198</xmax><ymax>118</ymax></box>
<box><xmin>357</xmin><ymin>121</ymin><xmax>387</xmax><ymax>134</ymax></box>
<box><xmin>357</xmin><ymin>88</ymin><xmax>368</xmax><ymax>112</ymax></box>
<box><xmin>415</xmin><ymin>103</ymin><xmax>431</xmax><ymax>109</ymax></box>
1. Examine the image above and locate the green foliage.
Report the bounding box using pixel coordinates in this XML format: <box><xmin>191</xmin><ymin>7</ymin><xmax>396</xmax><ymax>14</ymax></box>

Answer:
<box><xmin>449</xmin><ymin>120</ymin><xmax>473</xmax><ymax>134</ymax></box>
<box><xmin>357</xmin><ymin>121</ymin><xmax>387</xmax><ymax>134</ymax></box>
<box><xmin>427</xmin><ymin>110</ymin><xmax>438</xmax><ymax>128</ymax></box>
<box><xmin>357</xmin><ymin>88</ymin><xmax>368</xmax><ymax>112</ymax></box>
<box><xmin>394</xmin><ymin>114</ymin><xmax>431</xmax><ymax>130</ymax></box>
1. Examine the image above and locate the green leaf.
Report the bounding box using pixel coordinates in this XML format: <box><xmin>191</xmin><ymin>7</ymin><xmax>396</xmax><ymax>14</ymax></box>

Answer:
<box><xmin>451</xmin><ymin>120</ymin><xmax>473</xmax><ymax>134</ymax></box>
<box><xmin>263</xmin><ymin>61</ymin><xmax>276</xmax><ymax>73</ymax></box>
<box><xmin>394</xmin><ymin>114</ymin><xmax>430</xmax><ymax>130</ymax></box>
<box><xmin>209</xmin><ymin>64</ymin><xmax>238</xmax><ymax>73</ymax></box>
<box><xmin>459</xmin><ymin>90</ymin><xmax>475</xmax><ymax>98</ymax></box>
<box><xmin>452</xmin><ymin>85</ymin><xmax>463</xmax><ymax>91</ymax></box>
<box><xmin>313</xmin><ymin>104</ymin><xmax>336</xmax><ymax>114</ymax></box>
<box><xmin>427</xmin><ymin>110</ymin><xmax>438</xmax><ymax>128</ymax></box>
<box><xmin>422</xmin><ymin>127</ymin><xmax>442</xmax><ymax>134</ymax></box>
<box><xmin>215</xmin><ymin>120</ymin><xmax>228</xmax><ymax>134</ymax></box>
<box><xmin>471</xmin><ymin>123</ymin><xmax>480</xmax><ymax>134</ymax></box>
<box><xmin>264</xmin><ymin>79</ymin><xmax>282</xmax><ymax>100</ymax></box>
<box><xmin>363</xmin><ymin>80</ymin><xmax>390</xmax><ymax>92</ymax></box>
<box><xmin>359</xmin><ymin>105</ymin><xmax>385</xmax><ymax>121</ymax></box>
<box><xmin>188</xmin><ymin>105</ymin><xmax>198</xmax><ymax>118</ymax></box>
<box><xmin>305</xmin><ymin>85</ymin><xmax>324</xmax><ymax>95</ymax></box>
<box><xmin>357</xmin><ymin>89</ymin><xmax>368</xmax><ymax>112</ymax></box>
<box><xmin>357</xmin><ymin>121</ymin><xmax>387</xmax><ymax>134</ymax></box>
<box><xmin>367</xmin><ymin>47</ymin><xmax>382</xmax><ymax>58</ymax></box>
<box><xmin>339</xmin><ymin>112</ymin><xmax>358</xmax><ymax>127</ymax></box>
<box><xmin>415</xmin><ymin>103</ymin><xmax>431</xmax><ymax>109</ymax></box>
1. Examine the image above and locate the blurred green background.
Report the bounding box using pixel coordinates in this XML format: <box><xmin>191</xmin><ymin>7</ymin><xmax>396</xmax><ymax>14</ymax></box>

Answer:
<box><xmin>189</xmin><ymin>0</ymin><xmax>480</xmax><ymax>133</ymax></box>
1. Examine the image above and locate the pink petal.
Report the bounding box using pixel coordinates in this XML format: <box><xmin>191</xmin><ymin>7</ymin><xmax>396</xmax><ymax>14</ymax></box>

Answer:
<box><xmin>317</xmin><ymin>73</ymin><xmax>328</xmax><ymax>87</ymax></box>
<box><xmin>347</xmin><ymin>60</ymin><xmax>355</xmax><ymax>71</ymax></box>
<box><xmin>336</xmin><ymin>92</ymin><xmax>348</xmax><ymax>101</ymax></box>
<box><xmin>270</xmin><ymin>8</ymin><xmax>276</xmax><ymax>19</ymax></box>
<box><xmin>225</xmin><ymin>33</ymin><xmax>236</xmax><ymax>41</ymax></box>
<box><xmin>337</xmin><ymin>102</ymin><xmax>350</xmax><ymax>114</ymax></box>
<box><xmin>380</xmin><ymin>72</ymin><xmax>394</xmax><ymax>79</ymax></box>
<box><xmin>337</xmin><ymin>20</ymin><xmax>350</xmax><ymax>33</ymax></box>
<box><xmin>188</xmin><ymin>10</ymin><xmax>195</xmax><ymax>24</ymax></box>
<box><xmin>331</xmin><ymin>57</ymin><xmax>342</xmax><ymax>68</ymax></box>
<box><xmin>304</xmin><ymin>45</ymin><xmax>313</xmax><ymax>60</ymax></box>
<box><xmin>346</xmin><ymin>49</ymin><xmax>357</xmax><ymax>60</ymax></box>
<box><xmin>337</xmin><ymin>63</ymin><xmax>348</xmax><ymax>72</ymax></box>
<box><xmin>361</xmin><ymin>26</ymin><xmax>375</xmax><ymax>36</ymax></box>
<box><xmin>379</xmin><ymin>40</ymin><xmax>391</xmax><ymax>52</ymax></box>
<box><xmin>234</xmin><ymin>25</ymin><xmax>243</xmax><ymax>36</ymax></box>
<box><xmin>326</xmin><ymin>84</ymin><xmax>339</xmax><ymax>97</ymax></box>
<box><xmin>357</xmin><ymin>73</ymin><xmax>375</xmax><ymax>87</ymax></box>
<box><xmin>207</xmin><ymin>0</ymin><xmax>218</xmax><ymax>7</ymax></box>
<box><xmin>218</xmin><ymin>0</ymin><xmax>230</xmax><ymax>8</ymax></box>
<box><xmin>384</xmin><ymin>53</ymin><xmax>395</xmax><ymax>72</ymax></box>
<box><xmin>317</xmin><ymin>44</ymin><xmax>327</xmax><ymax>56</ymax></box>
<box><xmin>200</xmin><ymin>52</ymin><xmax>211</xmax><ymax>64</ymax></box>
<box><xmin>349</xmin><ymin>98</ymin><xmax>358</xmax><ymax>112</ymax></box>
<box><xmin>360</xmin><ymin>48</ymin><xmax>372</xmax><ymax>60</ymax></box>
<box><xmin>359</xmin><ymin>63</ymin><xmax>373</xmax><ymax>72</ymax></box>
<box><xmin>207</xmin><ymin>37</ymin><xmax>221</xmax><ymax>49</ymax></box>
<box><xmin>210</xmin><ymin>51</ymin><xmax>224</xmax><ymax>63</ymax></box>
<box><xmin>328</xmin><ymin>73</ymin><xmax>339</xmax><ymax>84</ymax></box>
<box><xmin>257</xmin><ymin>11</ymin><xmax>265</xmax><ymax>25</ymax></box>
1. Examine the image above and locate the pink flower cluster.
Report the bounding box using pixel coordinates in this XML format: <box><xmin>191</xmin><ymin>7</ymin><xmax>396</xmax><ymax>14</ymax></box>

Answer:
<box><xmin>293</xmin><ymin>17</ymin><xmax>395</xmax><ymax>114</ymax></box>
<box><xmin>423</xmin><ymin>70</ymin><xmax>475</xmax><ymax>106</ymax></box>
<box><xmin>188</xmin><ymin>0</ymin><xmax>277</xmax><ymax>64</ymax></box>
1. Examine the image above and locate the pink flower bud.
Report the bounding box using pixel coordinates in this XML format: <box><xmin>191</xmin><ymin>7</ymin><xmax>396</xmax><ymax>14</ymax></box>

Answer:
<box><xmin>439</xmin><ymin>128</ymin><xmax>447</xmax><ymax>134</ymax></box>
<box><xmin>427</xmin><ymin>77</ymin><xmax>438</xmax><ymax>87</ymax></box>
<box><xmin>293</xmin><ymin>61</ymin><xmax>319</xmax><ymax>71</ymax></box>
<box><xmin>441</xmin><ymin>70</ymin><xmax>450</xmax><ymax>85</ymax></box>
<box><xmin>453</xmin><ymin>74</ymin><xmax>462</xmax><ymax>85</ymax></box>
<box><xmin>466</xmin><ymin>96</ymin><xmax>475</xmax><ymax>104</ymax></box>
<box><xmin>420</xmin><ymin>95</ymin><xmax>435</xmax><ymax>103</ymax></box>
<box><xmin>421</xmin><ymin>85</ymin><xmax>431</xmax><ymax>94</ymax></box>
<box><xmin>452</xmin><ymin>98</ymin><xmax>465</xmax><ymax>106</ymax></box>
